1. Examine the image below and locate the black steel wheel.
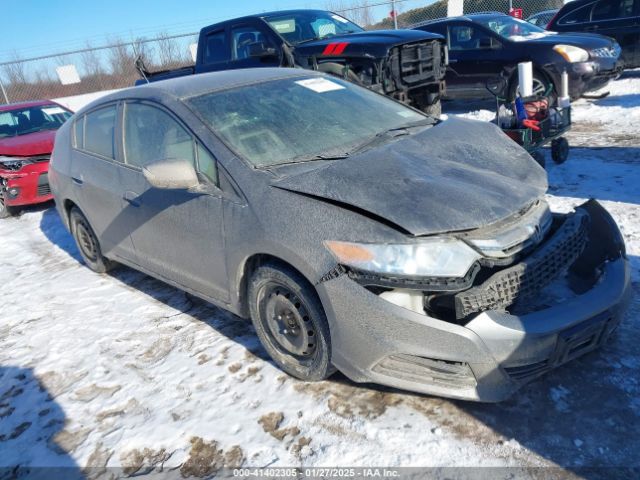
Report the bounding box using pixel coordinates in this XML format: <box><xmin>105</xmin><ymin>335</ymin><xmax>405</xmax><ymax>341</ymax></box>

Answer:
<box><xmin>551</xmin><ymin>137</ymin><xmax>570</xmax><ymax>164</ymax></box>
<box><xmin>249</xmin><ymin>262</ymin><xmax>335</xmax><ymax>381</ymax></box>
<box><xmin>69</xmin><ymin>207</ymin><xmax>115</xmax><ymax>273</ymax></box>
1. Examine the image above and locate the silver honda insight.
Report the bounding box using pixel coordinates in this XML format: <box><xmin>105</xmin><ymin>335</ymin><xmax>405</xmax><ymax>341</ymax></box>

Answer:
<box><xmin>50</xmin><ymin>68</ymin><xmax>631</xmax><ymax>402</ymax></box>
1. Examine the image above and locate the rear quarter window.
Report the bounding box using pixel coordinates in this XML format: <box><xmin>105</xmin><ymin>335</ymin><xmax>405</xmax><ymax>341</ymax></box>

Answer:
<box><xmin>73</xmin><ymin>116</ymin><xmax>84</xmax><ymax>149</ymax></box>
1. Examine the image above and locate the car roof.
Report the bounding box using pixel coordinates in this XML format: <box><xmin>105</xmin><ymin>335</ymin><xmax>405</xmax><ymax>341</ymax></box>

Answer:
<box><xmin>75</xmin><ymin>68</ymin><xmax>321</xmax><ymax>114</ymax></box>
<box><xmin>0</xmin><ymin>99</ymin><xmax>60</xmax><ymax>113</ymax></box>
<box><xmin>530</xmin><ymin>9</ymin><xmax>558</xmax><ymax>16</ymax></box>
<box><xmin>415</xmin><ymin>12</ymin><xmax>507</xmax><ymax>27</ymax></box>
<box><xmin>203</xmin><ymin>9</ymin><xmax>347</xmax><ymax>28</ymax></box>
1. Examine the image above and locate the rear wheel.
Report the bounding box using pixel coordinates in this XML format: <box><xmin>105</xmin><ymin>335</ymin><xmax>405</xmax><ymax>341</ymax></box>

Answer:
<box><xmin>0</xmin><ymin>197</ymin><xmax>18</xmax><ymax>219</ymax></box>
<box><xmin>422</xmin><ymin>99</ymin><xmax>442</xmax><ymax>118</ymax></box>
<box><xmin>69</xmin><ymin>207</ymin><xmax>115</xmax><ymax>273</ymax></box>
<box><xmin>248</xmin><ymin>262</ymin><xmax>335</xmax><ymax>381</ymax></box>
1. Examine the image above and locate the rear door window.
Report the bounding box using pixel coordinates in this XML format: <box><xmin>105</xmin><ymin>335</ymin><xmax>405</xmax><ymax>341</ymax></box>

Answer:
<box><xmin>83</xmin><ymin>105</ymin><xmax>117</xmax><ymax>159</ymax></box>
<box><xmin>203</xmin><ymin>30</ymin><xmax>230</xmax><ymax>64</ymax></box>
<box><xmin>558</xmin><ymin>3</ymin><xmax>595</xmax><ymax>24</ymax></box>
<box><xmin>592</xmin><ymin>0</ymin><xmax>635</xmax><ymax>20</ymax></box>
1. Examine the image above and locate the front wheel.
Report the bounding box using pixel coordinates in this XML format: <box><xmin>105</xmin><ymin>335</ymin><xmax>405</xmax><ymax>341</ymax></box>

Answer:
<box><xmin>248</xmin><ymin>262</ymin><xmax>336</xmax><ymax>381</ymax></box>
<box><xmin>0</xmin><ymin>197</ymin><xmax>18</xmax><ymax>219</ymax></box>
<box><xmin>421</xmin><ymin>99</ymin><xmax>442</xmax><ymax>118</ymax></box>
<box><xmin>551</xmin><ymin>137</ymin><xmax>570</xmax><ymax>164</ymax></box>
<box><xmin>510</xmin><ymin>71</ymin><xmax>555</xmax><ymax>102</ymax></box>
<box><xmin>69</xmin><ymin>207</ymin><xmax>115</xmax><ymax>273</ymax></box>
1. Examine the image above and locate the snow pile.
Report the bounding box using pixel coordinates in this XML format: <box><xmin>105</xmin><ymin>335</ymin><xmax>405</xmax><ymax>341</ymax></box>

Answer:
<box><xmin>1</xmin><ymin>73</ymin><xmax>639</xmax><ymax>474</ymax></box>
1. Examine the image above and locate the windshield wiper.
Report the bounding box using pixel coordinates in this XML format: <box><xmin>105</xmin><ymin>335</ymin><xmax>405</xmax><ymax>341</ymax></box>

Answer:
<box><xmin>267</xmin><ymin>153</ymin><xmax>351</xmax><ymax>168</ymax></box>
<box><xmin>349</xmin><ymin>119</ymin><xmax>436</xmax><ymax>155</ymax></box>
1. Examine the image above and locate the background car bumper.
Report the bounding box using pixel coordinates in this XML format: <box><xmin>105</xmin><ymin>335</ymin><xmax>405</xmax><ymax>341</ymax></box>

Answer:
<box><xmin>566</xmin><ymin>60</ymin><xmax>623</xmax><ymax>97</ymax></box>
<box><xmin>0</xmin><ymin>163</ymin><xmax>52</xmax><ymax>207</ymax></box>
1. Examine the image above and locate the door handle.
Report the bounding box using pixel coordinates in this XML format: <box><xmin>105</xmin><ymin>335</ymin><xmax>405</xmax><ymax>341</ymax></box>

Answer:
<box><xmin>71</xmin><ymin>176</ymin><xmax>83</xmax><ymax>186</ymax></box>
<box><xmin>123</xmin><ymin>191</ymin><xmax>141</xmax><ymax>208</ymax></box>
<box><xmin>449</xmin><ymin>59</ymin><xmax>458</xmax><ymax>63</ymax></box>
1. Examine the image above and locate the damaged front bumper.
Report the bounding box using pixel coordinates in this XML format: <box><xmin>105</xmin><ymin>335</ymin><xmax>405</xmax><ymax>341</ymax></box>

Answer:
<box><xmin>317</xmin><ymin>200</ymin><xmax>632</xmax><ymax>402</ymax></box>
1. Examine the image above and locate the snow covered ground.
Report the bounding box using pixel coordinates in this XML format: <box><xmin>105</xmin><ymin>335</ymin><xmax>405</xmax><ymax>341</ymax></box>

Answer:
<box><xmin>1</xmin><ymin>72</ymin><xmax>639</xmax><ymax>478</ymax></box>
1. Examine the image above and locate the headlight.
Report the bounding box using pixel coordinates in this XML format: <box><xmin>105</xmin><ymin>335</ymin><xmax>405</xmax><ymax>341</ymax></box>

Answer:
<box><xmin>553</xmin><ymin>44</ymin><xmax>589</xmax><ymax>63</ymax></box>
<box><xmin>0</xmin><ymin>156</ymin><xmax>31</xmax><ymax>171</ymax></box>
<box><xmin>324</xmin><ymin>239</ymin><xmax>481</xmax><ymax>278</ymax></box>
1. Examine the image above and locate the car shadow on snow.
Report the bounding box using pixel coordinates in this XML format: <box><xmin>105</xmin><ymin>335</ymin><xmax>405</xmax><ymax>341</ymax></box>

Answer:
<box><xmin>544</xmin><ymin>146</ymin><xmax>640</xmax><ymax>204</ymax></box>
<box><xmin>0</xmin><ymin>366</ymin><xmax>84</xmax><ymax>479</ymax></box>
<box><xmin>591</xmin><ymin>93</ymin><xmax>640</xmax><ymax>109</ymax></box>
<box><xmin>39</xmin><ymin>207</ymin><xmax>268</xmax><ymax>360</ymax></box>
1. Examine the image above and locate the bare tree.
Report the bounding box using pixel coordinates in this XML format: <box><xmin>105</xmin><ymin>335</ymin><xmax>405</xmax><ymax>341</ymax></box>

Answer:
<box><xmin>326</xmin><ymin>0</ymin><xmax>375</xmax><ymax>27</ymax></box>
<box><xmin>155</xmin><ymin>31</ymin><xmax>189</xmax><ymax>69</ymax></box>
<box><xmin>2</xmin><ymin>52</ymin><xmax>28</xmax><ymax>85</ymax></box>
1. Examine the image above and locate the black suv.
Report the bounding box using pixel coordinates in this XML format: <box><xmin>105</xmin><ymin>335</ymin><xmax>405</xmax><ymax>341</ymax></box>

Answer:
<box><xmin>415</xmin><ymin>13</ymin><xmax>623</xmax><ymax>100</ymax></box>
<box><xmin>137</xmin><ymin>10</ymin><xmax>447</xmax><ymax>114</ymax></box>
<box><xmin>548</xmin><ymin>0</ymin><xmax>640</xmax><ymax>68</ymax></box>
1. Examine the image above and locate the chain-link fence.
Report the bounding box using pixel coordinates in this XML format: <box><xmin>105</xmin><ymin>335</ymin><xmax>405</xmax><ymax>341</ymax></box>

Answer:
<box><xmin>0</xmin><ymin>32</ymin><xmax>197</xmax><ymax>105</ymax></box>
<box><xmin>0</xmin><ymin>0</ymin><xmax>560</xmax><ymax>106</ymax></box>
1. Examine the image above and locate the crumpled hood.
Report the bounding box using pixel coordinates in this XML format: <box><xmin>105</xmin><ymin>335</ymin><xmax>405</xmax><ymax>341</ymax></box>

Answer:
<box><xmin>272</xmin><ymin>117</ymin><xmax>547</xmax><ymax>236</ymax></box>
<box><xmin>0</xmin><ymin>130</ymin><xmax>55</xmax><ymax>157</ymax></box>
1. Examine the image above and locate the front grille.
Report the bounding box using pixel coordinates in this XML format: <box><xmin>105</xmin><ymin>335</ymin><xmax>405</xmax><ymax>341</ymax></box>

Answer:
<box><xmin>372</xmin><ymin>354</ymin><xmax>476</xmax><ymax>389</ymax></box>
<box><xmin>591</xmin><ymin>46</ymin><xmax>621</xmax><ymax>58</ymax></box>
<box><xmin>37</xmin><ymin>173</ymin><xmax>50</xmax><ymax>196</ymax></box>
<box><xmin>392</xmin><ymin>40</ymin><xmax>443</xmax><ymax>87</ymax></box>
<box><xmin>504</xmin><ymin>360</ymin><xmax>550</xmax><ymax>381</ymax></box>
<box><xmin>504</xmin><ymin>312</ymin><xmax>618</xmax><ymax>383</ymax></box>
<box><xmin>454</xmin><ymin>212</ymin><xmax>589</xmax><ymax>318</ymax></box>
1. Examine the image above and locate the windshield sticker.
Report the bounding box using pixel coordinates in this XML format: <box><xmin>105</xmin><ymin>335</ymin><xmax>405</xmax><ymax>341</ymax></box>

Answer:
<box><xmin>42</xmin><ymin>107</ymin><xmax>65</xmax><ymax>116</ymax></box>
<box><xmin>295</xmin><ymin>78</ymin><xmax>346</xmax><ymax>93</ymax></box>
<box><xmin>270</xmin><ymin>19</ymin><xmax>296</xmax><ymax>33</ymax></box>
<box><xmin>331</xmin><ymin>14</ymin><xmax>349</xmax><ymax>23</ymax></box>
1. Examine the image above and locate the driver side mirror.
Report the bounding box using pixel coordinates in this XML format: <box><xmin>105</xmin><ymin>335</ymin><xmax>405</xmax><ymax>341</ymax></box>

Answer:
<box><xmin>143</xmin><ymin>159</ymin><xmax>199</xmax><ymax>190</ymax></box>
<box><xmin>248</xmin><ymin>42</ymin><xmax>278</xmax><ymax>58</ymax></box>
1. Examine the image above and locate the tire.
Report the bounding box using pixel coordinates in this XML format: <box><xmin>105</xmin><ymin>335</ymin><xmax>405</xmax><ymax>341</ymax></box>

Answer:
<box><xmin>0</xmin><ymin>197</ymin><xmax>18</xmax><ymax>219</ymax></box>
<box><xmin>248</xmin><ymin>262</ymin><xmax>336</xmax><ymax>381</ymax></box>
<box><xmin>551</xmin><ymin>137</ymin><xmax>570</xmax><ymax>164</ymax></box>
<box><xmin>509</xmin><ymin>71</ymin><xmax>555</xmax><ymax>102</ymax></box>
<box><xmin>69</xmin><ymin>207</ymin><xmax>115</xmax><ymax>273</ymax></box>
<box><xmin>530</xmin><ymin>150</ymin><xmax>546</xmax><ymax>169</ymax></box>
<box><xmin>422</xmin><ymin>99</ymin><xmax>442</xmax><ymax>118</ymax></box>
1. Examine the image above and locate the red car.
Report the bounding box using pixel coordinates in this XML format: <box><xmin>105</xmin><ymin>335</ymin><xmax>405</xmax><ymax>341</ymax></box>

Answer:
<box><xmin>0</xmin><ymin>100</ymin><xmax>72</xmax><ymax>218</ymax></box>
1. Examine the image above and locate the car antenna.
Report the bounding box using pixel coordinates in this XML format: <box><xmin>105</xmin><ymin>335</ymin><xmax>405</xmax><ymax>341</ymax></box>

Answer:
<box><xmin>135</xmin><ymin>54</ymin><xmax>151</xmax><ymax>84</ymax></box>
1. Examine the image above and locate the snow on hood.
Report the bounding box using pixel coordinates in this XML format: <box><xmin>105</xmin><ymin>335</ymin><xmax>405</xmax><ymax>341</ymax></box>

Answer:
<box><xmin>272</xmin><ymin>117</ymin><xmax>548</xmax><ymax>236</ymax></box>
